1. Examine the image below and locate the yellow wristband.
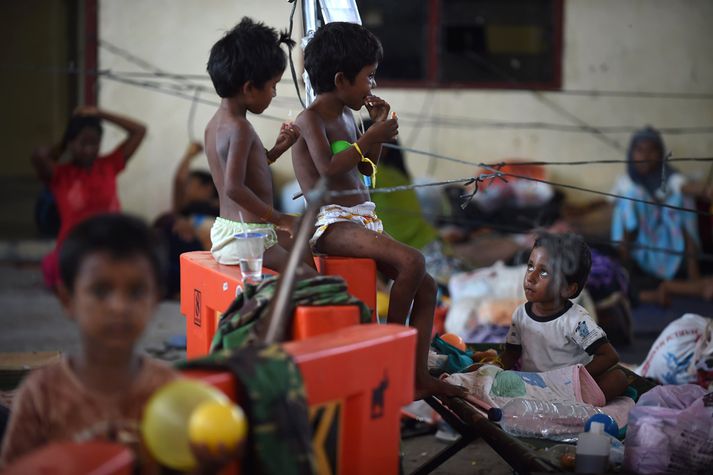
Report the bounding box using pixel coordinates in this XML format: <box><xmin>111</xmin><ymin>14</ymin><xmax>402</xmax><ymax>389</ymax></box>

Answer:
<box><xmin>352</xmin><ymin>141</ymin><xmax>365</xmax><ymax>159</ymax></box>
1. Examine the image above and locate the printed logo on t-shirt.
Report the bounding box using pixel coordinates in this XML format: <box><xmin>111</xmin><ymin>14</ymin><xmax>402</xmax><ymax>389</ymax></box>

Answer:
<box><xmin>576</xmin><ymin>320</ymin><xmax>590</xmax><ymax>339</ymax></box>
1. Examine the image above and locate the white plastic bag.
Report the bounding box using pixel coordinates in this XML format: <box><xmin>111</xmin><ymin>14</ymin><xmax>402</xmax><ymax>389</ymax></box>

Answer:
<box><xmin>624</xmin><ymin>385</ymin><xmax>712</xmax><ymax>474</ymax></box>
<box><xmin>446</xmin><ymin>262</ymin><xmax>526</xmax><ymax>336</ymax></box>
<box><xmin>636</xmin><ymin>313</ymin><xmax>711</xmax><ymax>384</ymax></box>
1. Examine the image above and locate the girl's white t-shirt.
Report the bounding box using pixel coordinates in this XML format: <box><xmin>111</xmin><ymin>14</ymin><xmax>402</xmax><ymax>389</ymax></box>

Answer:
<box><xmin>506</xmin><ymin>301</ymin><xmax>608</xmax><ymax>372</ymax></box>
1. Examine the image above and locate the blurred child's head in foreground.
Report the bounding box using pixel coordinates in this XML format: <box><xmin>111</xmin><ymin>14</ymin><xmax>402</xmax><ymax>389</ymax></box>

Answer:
<box><xmin>58</xmin><ymin>213</ymin><xmax>165</xmax><ymax>351</ymax></box>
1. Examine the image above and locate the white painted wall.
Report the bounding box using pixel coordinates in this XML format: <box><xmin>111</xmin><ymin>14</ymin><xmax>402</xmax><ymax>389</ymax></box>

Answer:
<box><xmin>99</xmin><ymin>0</ymin><xmax>713</xmax><ymax>220</ymax></box>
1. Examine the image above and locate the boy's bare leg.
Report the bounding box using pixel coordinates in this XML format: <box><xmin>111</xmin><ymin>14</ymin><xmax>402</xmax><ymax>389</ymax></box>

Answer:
<box><xmin>317</xmin><ymin>223</ymin><xmax>467</xmax><ymax>400</ymax></box>
<box><xmin>594</xmin><ymin>368</ymin><xmax>629</xmax><ymax>402</ymax></box>
<box><xmin>276</xmin><ymin>230</ymin><xmax>319</xmax><ymax>272</ymax></box>
<box><xmin>684</xmin><ymin>229</ymin><xmax>701</xmax><ymax>280</ymax></box>
<box><xmin>640</xmin><ymin>283</ymin><xmax>671</xmax><ymax>307</ymax></box>
<box><xmin>657</xmin><ymin>278</ymin><xmax>713</xmax><ymax>301</ymax></box>
<box><xmin>263</xmin><ymin>242</ymin><xmax>318</xmax><ymax>279</ymax></box>
<box><xmin>409</xmin><ymin>272</ymin><xmax>468</xmax><ymax>399</ymax></box>
<box><xmin>704</xmin><ymin>278</ymin><xmax>713</xmax><ymax>300</ymax></box>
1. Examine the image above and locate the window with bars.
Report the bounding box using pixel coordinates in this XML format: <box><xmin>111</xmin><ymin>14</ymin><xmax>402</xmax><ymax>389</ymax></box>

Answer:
<box><xmin>358</xmin><ymin>0</ymin><xmax>563</xmax><ymax>89</ymax></box>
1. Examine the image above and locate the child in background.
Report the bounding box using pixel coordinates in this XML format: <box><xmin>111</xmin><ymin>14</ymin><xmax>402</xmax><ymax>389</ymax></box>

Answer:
<box><xmin>611</xmin><ymin>126</ymin><xmax>713</xmax><ymax>304</ymax></box>
<box><xmin>172</xmin><ymin>142</ymin><xmax>219</xmax><ymax>216</ymax></box>
<box><xmin>168</xmin><ymin>142</ymin><xmax>219</xmax><ymax>252</ymax></box>
<box><xmin>31</xmin><ymin>106</ymin><xmax>147</xmax><ymax>290</ymax></box>
<box><xmin>205</xmin><ymin>18</ymin><xmax>316</xmax><ymax>276</ymax></box>
<box><xmin>292</xmin><ymin>22</ymin><xmax>465</xmax><ymax>399</ymax></box>
<box><xmin>153</xmin><ymin>142</ymin><xmax>220</xmax><ymax>297</ymax></box>
<box><xmin>501</xmin><ymin>233</ymin><xmax>628</xmax><ymax>402</ymax></box>
<box><xmin>0</xmin><ymin>214</ymin><xmax>177</xmax><ymax>468</ymax></box>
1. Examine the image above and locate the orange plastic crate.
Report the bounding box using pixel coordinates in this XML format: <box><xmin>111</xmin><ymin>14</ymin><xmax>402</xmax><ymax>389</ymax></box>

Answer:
<box><xmin>184</xmin><ymin>323</ymin><xmax>416</xmax><ymax>475</ymax></box>
<box><xmin>315</xmin><ymin>255</ymin><xmax>377</xmax><ymax>322</ymax></box>
<box><xmin>180</xmin><ymin>252</ymin><xmax>366</xmax><ymax>357</ymax></box>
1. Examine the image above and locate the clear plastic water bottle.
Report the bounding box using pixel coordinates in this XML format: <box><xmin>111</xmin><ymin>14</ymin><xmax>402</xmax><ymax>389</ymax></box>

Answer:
<box><xmin>498</xmin><ymin>398</ymin><xmax>602</xmax><ymax>441</ymax></box>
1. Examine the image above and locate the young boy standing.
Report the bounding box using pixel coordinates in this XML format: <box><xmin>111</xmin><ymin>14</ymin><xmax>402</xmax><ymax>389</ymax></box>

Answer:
<box><xmin>292</xmin><ymin>22</ymin><xmax>465</xmax><ymax>399</ymax></box>
<box><xmin>0</xmin><ymin>214</ymin><xmax>177</xmax><ymax>467</ymax></box>
<box><xmin>501</xmin><ymin>233</ymin><xmax>629</xmax><ymax>402</ymax></box>
<box><xmin>205</xmin><ymin>18</ymin><xmax>316</xmax><ymax>275</ymax></box>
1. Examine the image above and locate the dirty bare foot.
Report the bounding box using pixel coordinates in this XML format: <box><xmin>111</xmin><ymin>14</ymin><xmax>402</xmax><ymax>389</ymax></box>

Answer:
<box><xmin>652</xmin><ymin>283</ymin><xmax>671</xmax><ymax>307</ymax></box>
<box><xmin>414</xmin><ymin>373</ymin><xmax>468</xmax><ymax>401</ymax></box>
<box><xmin>702</xmin><ymin>278</ymin><xmax>713</xmax><ymax>301</ymax></box>
<box><xmin>638</xmin><ymin>289</ymin><xmax>654</xmax><ymax>304</ymax></box>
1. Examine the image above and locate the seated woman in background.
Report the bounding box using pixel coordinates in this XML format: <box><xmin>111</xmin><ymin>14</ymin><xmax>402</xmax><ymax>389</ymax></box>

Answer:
<box><xmin>611</xmin><ymin>126</ymin><xmax>713</xmax><ymax>305</ymax></box>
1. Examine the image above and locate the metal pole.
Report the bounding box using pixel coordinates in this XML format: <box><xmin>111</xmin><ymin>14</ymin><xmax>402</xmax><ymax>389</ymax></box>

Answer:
<box><xmin>301</xmin><ymin>0</ymin><xmax>319</xmax><ymax>105</ymax></box>
<box><xmin>259</xmin><ymin>178</ymin><xmax>328</xmax><ymax>344</ymax></box>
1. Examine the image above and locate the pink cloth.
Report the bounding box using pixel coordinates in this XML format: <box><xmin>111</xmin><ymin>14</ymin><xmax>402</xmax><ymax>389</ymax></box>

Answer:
<box><xmin>43</xmin><ymin>148</ymin><xmax>126</xmax><ymax>288</ymax></box>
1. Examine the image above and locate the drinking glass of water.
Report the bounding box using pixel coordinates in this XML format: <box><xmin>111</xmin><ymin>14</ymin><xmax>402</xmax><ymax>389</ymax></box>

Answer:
<box><xmin>233</xmin><ymin>231</ymin><xmax>267</xmax><ymax>284</ymax></box>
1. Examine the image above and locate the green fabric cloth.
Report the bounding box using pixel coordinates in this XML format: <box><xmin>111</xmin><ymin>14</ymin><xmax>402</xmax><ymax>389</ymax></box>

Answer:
<box><xmin>211</xmin><ymin>275</ymin><xmax>371</xmax><ymax>351</ymax></box>
<box><xmin>178</xmin><ymin>344</ymin><xmax>316</xmax><ymax>475</ymax></box>
<box><xmin>370</xmin><ymin>165</ymin><xmax>438</xmax><ymax>250</ymax></box>
<box><xmin>330</xmin><ymin>140</ymin><xmax>352</xmax><ymax>155</ymax></box>
<box><xmin>491</xmin><ymin>370</ymin><xmax>527</xmax><ymax>397</ymax></box>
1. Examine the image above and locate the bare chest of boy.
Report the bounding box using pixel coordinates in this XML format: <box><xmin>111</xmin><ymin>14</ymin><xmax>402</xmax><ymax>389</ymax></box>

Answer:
<box><xmin>241</xmin><ymin>142</ymin><xmax>273</xmax><ymax>196</ymax></box>
<box><xmin>324</xmin><ymin>120</ymin><xmax>369</xmax><ymax>205</ymax></box>
<box><xmin>214</xmin><ymin>129</ymin><xmax>273</xmax><ymax>211</ymax></box>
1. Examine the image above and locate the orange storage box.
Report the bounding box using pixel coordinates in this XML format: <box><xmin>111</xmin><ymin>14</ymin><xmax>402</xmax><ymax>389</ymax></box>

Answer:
<box><xmin>315</xmin><ymin>255</ymin><xmax>377</xmax><ymax>322</ymax></box>
<box><xmin>180</xmin><ymin>252</ymin><xmax>364</xmax><ymax>358</ymax></box>
<box><xmin>4</xmin><ymin>326</ymin><xmax>414</xmax><ymax>475</ymax></box>
<box><xmin>184</xmin><ymin>323</ymin><xmax>416</xmax><ymax>475</ymax></box>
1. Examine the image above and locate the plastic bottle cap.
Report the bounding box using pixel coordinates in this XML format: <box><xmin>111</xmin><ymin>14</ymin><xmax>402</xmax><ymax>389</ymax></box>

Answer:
<box><xmin>589</xmin><ymin>421</ymin><xmax>604</xmax><ymax>434</ymax></box>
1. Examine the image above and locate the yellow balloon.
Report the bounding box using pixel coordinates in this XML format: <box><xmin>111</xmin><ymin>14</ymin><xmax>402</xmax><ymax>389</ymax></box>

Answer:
<box><xmin>141</xmin><ymin>379</ymin><xmax>228</xmax><ymax>471</ymax></box>
<box><xmin>188</xmin><ymin>400</ymin><xmax>248</xmax><ymax>452</ymax></box>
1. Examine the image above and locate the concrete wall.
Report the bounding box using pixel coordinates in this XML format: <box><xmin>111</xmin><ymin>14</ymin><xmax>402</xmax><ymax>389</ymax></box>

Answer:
<box><xmin>99</xmin><ymin>0</ymin><xmax>713</xmax><ymax>220</ymax></box>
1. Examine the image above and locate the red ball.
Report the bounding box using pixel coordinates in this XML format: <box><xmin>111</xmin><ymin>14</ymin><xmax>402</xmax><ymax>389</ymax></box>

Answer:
<box><xmin>441</xmin><ymin>332</ymin><xmax>466</xmax><ymax>351</ymax></box>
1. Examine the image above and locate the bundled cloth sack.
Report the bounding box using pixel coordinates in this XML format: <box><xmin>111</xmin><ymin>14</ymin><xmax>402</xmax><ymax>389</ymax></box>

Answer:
<box><xmin>624</xmin><ymin>385</ymin><xmax>712</xmax><ymax>474</ymax></box>
<box><xmin>446</xmin><ymin>262</ymin><xmax>528</xmax><ymax>336</ymax></box>
<box><xmin>636</xmin><ymin>313</ymin><xmax>713</xmax><ymax>385</ymax></box>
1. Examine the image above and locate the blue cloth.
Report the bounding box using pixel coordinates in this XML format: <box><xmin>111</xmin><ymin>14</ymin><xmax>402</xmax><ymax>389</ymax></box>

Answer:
<box><xmin>431</xmin><ymin>335</ymin><xmax>474</xmax><ymax>373</ymax></box>
<box><xmin>611</xmin><ymin>127</ymin><xmax>699</xmax><ymax>280</ymax></box>
<box><xmin>465</xmin><ymin>324</ymin><xmax>510</xmax><ymax>344</ymax></box>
